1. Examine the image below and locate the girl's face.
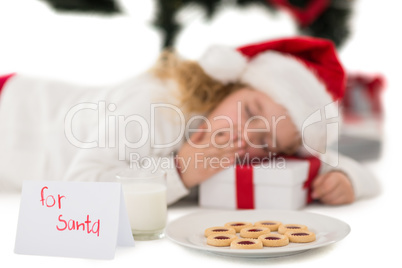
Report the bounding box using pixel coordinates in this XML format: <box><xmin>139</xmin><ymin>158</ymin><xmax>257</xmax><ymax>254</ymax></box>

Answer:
<box><xmin>205</xmin><ymin>87</ymin><xmax>301</xmax><ymax>158</ymax></box>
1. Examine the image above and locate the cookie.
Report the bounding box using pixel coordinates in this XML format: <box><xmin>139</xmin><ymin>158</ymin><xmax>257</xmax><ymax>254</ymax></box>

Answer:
<box><xmin>254</xmin><ymin>220</ymin><xmax>282</xmax><ymax>231</ymax></box>
<box><xmin>258</xmin><ymin>233</ymin><xmax>289</xmax><ymax>247</ymax></box>
<box><xmin>239</xmin><ymin>227</ymin><xmax>270</xmax><ymax>239</ymax></box>
<box><xmin>230</xmin><ymin>238</ymin><xmax>263</xmax><ymax>249</ymax></box>
<box><xmin>204</xmin><ymin>226</ymin><xmax>236</xmax><ymax>237</ymax></box>
<box><xmin>207</xmin><ymin>234</ymin><xmax>237</xmax><ymax>247</ymax></box>
<box><xmin>224</xmin><ymin>221</ymin><xmax>253</xmax><ymax>232</ymax></box>
<box><xmin>286</xmin><ymin>230</ymin><xmax>316</xmax><ymax>243</ymax></box>
<box><xmin>278</xmin><ymin>224</ymin><xmax>308</xmax><ymax>234</ymax></box>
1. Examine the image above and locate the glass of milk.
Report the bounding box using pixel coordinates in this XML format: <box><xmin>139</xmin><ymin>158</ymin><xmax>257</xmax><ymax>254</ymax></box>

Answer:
<box><xmin>116</xmin><ymin>167</ymin><xmax>167</xmax><ymax>240</ymax></box>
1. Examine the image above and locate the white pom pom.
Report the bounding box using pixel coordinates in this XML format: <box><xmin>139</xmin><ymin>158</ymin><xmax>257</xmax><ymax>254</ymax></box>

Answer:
<box><xmin>199</xmin><ymin>45</ymin><xmax>247</xmax><ymax>84</ymax></box>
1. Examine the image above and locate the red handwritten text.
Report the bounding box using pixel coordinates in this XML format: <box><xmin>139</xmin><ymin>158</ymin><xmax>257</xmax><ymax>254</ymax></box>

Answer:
<box><xmin>56</xmin><ymin>214</ymin><xmax>100</xmax><ymax>237</ymax></box>
<box><xmin>40</xmin><ymin>186</ymin><xmax>65</xmax><ymax>209</ymax></box>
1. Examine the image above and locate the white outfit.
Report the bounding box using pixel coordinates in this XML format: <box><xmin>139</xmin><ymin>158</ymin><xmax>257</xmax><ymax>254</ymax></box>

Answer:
<box><xmin>0</xmin><ymin>73</ymin><xmax>379</xmax><ymax>204</ymax></box>
<box><xmin>0</xmin><ymin>73</ymin><xmax>189</xmax><ymax>204</ymax></box>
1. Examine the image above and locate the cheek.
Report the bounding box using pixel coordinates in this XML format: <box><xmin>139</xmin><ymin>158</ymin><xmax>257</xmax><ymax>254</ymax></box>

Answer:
<box><xmin>275</xmin><ymin>125</ymin><xmax>300</xmax><ymax>153</ymax></box>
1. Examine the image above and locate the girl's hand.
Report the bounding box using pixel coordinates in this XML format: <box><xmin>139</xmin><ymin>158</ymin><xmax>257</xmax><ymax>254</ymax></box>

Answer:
<box><xmin>176</xmin><ymin>124</ymin><xmax>246</xmax><ymax>189</ymax></box>
<box><xmin>311</xmin><ymin>171</ymin><xmax>355</xmax><ymax>205</ymax></box>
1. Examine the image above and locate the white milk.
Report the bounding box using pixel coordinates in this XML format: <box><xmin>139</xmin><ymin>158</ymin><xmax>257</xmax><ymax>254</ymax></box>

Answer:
<box><xmin>122</xmin><ymin>182</ymin><xmax>167</xmax><ymax>232</ymax></box>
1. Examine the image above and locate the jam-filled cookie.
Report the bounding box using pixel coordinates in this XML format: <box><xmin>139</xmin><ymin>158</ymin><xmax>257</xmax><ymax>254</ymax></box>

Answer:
<box><xmin>278</xmin><ymin>224</ymin><xmax>308</xmax><ymax>234</ymax></box>
<box><xmin>254</xmin><ymin>220</ymin><xmax>282</xmax><ymax>231</ymax></box>
<box><xmin>286</xmin><ymin>230</ymin><xmax>316</xmax><ymax>243</ymax></box>
<box><xmin>207</xmin><ymin>234</ymin><xmax>237</xmax><ymax>247</ymax></box>
<box><xmin>239</xmin><ymin>227</ymin><xmax>270</xmax><ymax>239</ymax></box>
<box><xmin>258</xmin><ymin>233</ymin><xmax>289</xmax><ymax>247</ymax></box>
<box><xmin>204</xmin><ymin>226</ymin><xmax>236</xmax><ymax>237</ymax></box>
<box><xmin>230</xmin><ymin>238</ymin><xmax>263</xmax><ymax>249</ymax></box>
<box><xmin>224</xmin><ymin>221</ymin><xmax>253</xmax><ymax>232</ymax></box>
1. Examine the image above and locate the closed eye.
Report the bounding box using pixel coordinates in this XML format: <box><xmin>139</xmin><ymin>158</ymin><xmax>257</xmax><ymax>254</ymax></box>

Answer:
<box><xmin>245</xmin><ymin>105</ymin><xmax>254</xmax><ymax>117</ymax></box>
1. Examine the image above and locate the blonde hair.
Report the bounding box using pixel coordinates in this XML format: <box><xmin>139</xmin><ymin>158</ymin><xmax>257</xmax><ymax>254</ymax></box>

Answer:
<box><xmin>150</xmin><ymin>49</ymin><xmax>244</xmax><ymax>115</ymax></box>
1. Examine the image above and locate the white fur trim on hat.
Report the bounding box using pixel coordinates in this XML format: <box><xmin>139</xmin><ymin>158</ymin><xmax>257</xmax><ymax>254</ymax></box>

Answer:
<box><xmin>199</xmin><ymin>45</ymin><xmax>248</xmax><ymax>84</ymax></box>
<box><xmin>239</xmin><ymin>51</ymin><xmax>338</xmax><ymax>156</ymax></box>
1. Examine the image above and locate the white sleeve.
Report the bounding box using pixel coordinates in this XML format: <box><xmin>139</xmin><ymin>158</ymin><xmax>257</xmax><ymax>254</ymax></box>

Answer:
<box><xmin>63</xmin><ymin>75</ymin><xmax>190</xmax><ymax>205</ymax></box>
<box><xmin>319</xmin><ymin>150</ymin><xmax>381</xmax><ymax>200</ymax></box>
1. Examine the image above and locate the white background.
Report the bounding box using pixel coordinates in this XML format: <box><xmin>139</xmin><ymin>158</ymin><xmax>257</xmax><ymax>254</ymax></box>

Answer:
<box><xmin>1</xmin><ymin>0</ymin><xmax>401</xmax><ymax>267</ymax></box>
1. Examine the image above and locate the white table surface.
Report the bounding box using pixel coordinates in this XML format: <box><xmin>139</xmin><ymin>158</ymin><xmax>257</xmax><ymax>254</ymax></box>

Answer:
<box><xmin>1</xmin><ymin>158</ymin><xmax>400</xmax><ymax>268</ymax></box>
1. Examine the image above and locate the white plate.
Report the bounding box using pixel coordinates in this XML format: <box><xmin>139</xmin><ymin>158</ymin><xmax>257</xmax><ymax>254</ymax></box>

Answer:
<box><xmin>166</xmin><ymin>209</ymin><xmax>350</xmax><ymax>258</ymax></box>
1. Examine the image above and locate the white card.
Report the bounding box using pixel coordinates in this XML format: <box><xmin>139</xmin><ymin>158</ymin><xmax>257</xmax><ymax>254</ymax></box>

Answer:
<box><xmin>14</xmin><ymin>181</ymin><xmax>134</xmax><ymax>259</ymax></box>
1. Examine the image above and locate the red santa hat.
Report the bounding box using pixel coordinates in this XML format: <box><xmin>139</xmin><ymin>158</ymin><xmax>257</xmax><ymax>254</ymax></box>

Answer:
<box><xmin>198</xmin><ymin>37</ymin><xmax>346</xmax><ymax>156</ymax></box>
